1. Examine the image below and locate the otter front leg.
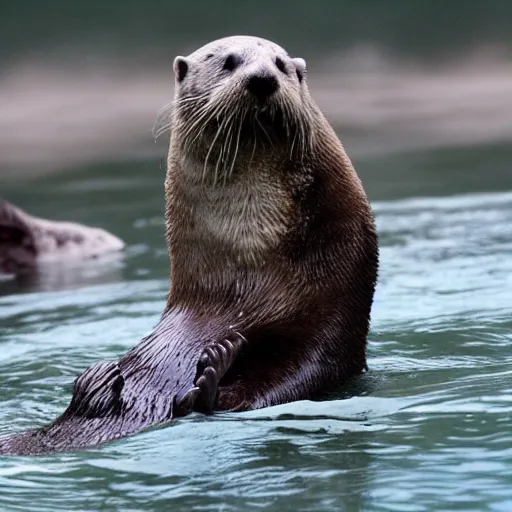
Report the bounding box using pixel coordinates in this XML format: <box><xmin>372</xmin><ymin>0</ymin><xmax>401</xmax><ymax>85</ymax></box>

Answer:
<box><xmin>178</xmin><ymin>332</ymin><xmax>247</xmax><ymax>415</ymax></box>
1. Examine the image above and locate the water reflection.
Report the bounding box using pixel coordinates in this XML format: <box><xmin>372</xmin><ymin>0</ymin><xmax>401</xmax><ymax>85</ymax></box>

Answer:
<box><xmin>0</xmin><ymin>252</ymin><xmax>125</xmax><ymax>296</ymax></box>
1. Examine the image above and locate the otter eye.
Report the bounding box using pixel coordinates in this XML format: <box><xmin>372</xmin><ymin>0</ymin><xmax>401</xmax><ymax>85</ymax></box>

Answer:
<box><xmin>223</xmin><ymin>54</ymin><xmax>240</xmax><ymax>72</ymax></box>
<box><xmin>275</xmin><ymin>56</ymin><xmax>287</xmax><ymax>74</ymax></box>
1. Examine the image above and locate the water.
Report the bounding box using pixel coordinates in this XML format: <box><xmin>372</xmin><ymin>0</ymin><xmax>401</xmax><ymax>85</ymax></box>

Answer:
<box><xmin>1</xmin><ymin>157</ymin><xmax>511</xmax><ymax>510</ymax></box>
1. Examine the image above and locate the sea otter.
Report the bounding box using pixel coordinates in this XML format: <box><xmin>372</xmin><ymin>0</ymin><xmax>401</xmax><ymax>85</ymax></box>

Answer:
<box><xmin>0</xmin><ymin>199</ymin><xmax>124</xmax><ymax>276</ymax></box>
<box><xmin>0</xmin><ymin>35</ymin><xmax>378</xmax><ymax>455</ymax></box>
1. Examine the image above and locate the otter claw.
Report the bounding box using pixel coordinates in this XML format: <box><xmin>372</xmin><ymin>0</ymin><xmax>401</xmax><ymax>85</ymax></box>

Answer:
<box><xmin>194</xmin><ymin>331</ymin><xmax>248</xmax><ymax>414</ymax></box>
<box><xmin>177</xmin><ymin>386</ymin><xmax>200</xmax><ymax>415</ymax></box>
<box><xmin>232</xmin><ymin>331</ymin><xmax>247</xmax><ymax>344</ymax></box>
<box><xmin>199</xmin><ymin>353</ymin><xmax>210</xmax><ymax>368</ymax></box>
<box><xmin>196</xmin><ymin>367</ymin><xmax>219</xmax><ymax>414</ymax></box>
<box><xmin>205</xmin><ymin>346</ymin><xmax>218</xmax><ymax>362</ymax></box>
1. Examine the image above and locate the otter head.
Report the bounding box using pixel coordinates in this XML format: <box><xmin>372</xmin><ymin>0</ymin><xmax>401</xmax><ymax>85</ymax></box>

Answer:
<box><xmin>163</xmin><ymin>36</ymin><xmax>315</xmax><ymax>180</ymax></box>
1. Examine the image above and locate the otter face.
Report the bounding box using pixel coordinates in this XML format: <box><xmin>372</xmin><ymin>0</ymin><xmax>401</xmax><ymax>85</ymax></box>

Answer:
<box><xmin>165</xmin><ymin>36</ymin><xmax>315</xmax><ymax>169</ymax></box>
<box><xmin>174</xmin><ymin>36</ymin><xmax>307</xmax><ymax>107</ymax></box>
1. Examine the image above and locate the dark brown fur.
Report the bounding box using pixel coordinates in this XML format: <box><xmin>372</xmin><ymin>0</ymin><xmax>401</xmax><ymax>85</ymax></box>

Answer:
<box><xmin>0</xmin><ymin>36</ymin><xmax>378</xmax><ymax>455</ymax></box>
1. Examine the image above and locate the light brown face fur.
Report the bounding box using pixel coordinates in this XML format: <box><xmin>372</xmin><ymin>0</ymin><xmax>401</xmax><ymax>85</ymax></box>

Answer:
<box><xmin>168</xmin><ymin>35</ymin><xmax>313</xmax><ymax>165</ymax></box>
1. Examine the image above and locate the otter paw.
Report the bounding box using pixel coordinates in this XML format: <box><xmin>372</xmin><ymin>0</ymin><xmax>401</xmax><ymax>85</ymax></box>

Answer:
<box><xmin>194</xmin><ymin>332</ymin><xmax>247</xmax><ymax>414</ymax></box>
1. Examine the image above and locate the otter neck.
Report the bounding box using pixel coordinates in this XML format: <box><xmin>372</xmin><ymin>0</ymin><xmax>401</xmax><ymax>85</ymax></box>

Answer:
<box><xmin>165</xmin><ymin>139</ymin><xmax>295</xmax><ymax>311</ymax></box>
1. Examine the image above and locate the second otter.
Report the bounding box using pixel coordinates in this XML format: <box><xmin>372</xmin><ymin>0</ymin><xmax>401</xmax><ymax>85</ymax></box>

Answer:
<box><xmin>0</xmin><ymin>35</ymin><xmax>378</xmax><ymax>454</ymax></box>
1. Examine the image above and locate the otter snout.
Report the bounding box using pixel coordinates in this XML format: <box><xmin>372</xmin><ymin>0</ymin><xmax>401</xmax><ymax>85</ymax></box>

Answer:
<box><xmin>246</xmin><ymin>72</ymin><xmax>279</xmax><ymax>101</ymax></box>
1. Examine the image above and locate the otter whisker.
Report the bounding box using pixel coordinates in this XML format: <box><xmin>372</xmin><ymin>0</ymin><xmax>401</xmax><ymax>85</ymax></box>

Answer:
<box><xmin>152</xmin><ymin>102</ymin><xmax>174</xmax><ymax>140</ymax></box>
<box><xmin>282</xmin><ymin>102</ymin><xmax>291</xmax><ymax>140</ymax></box>
<box><xmin>192</xmin><ymin>93</ymin><xmax>230</xmax><ymax>136</ymax></box>
<box><xmin>156</xmin><ymin>99</ymin><xmax>174</xmax><ymax>113</ymax></box>
<box><xmin>297</xmin><ymin>109</ymin><xmax>309</xmax><ymax>162</ymax></box>
<box><xmin>215</xmin><ymin>109</ymin><xmax>237</xmax><ymax>186</ymax></box>
<box><xmin>216</xmin><ymin>107</ymin><xmax>238</xmax><ymax>185</ymax></box>
<box><xmin>182</xmin><ymin>110</ymin><xmax>213</xmax><ymax>149</ymax></box>
<box><xmin>208</xmin><ymin>102</ymin><xmax>233</xmax><ymax>157</ymax></box>
<box><xmin>227</xmin><ymin>107</ymin><xmax>244</xmax><ymax>182</ymax></box>
<box><xmin>220</xmin><ymin>111</ymin><xmax>237</xmax><ymax>187</ymax></box>
<box><xmin>280</xmin><ymin>97</ymin><xmax>295</xmax><ymax>159</ymax></box>
<box><xmin>180</xmin><ymin>102</ymin><xmax>215</xmax><ymax>139</ymax></box>
<box><xmin>307</xmin><ymin>109</ymin><xmax>316</xmax><ymax>152</ymax></box>
<box><xmin>153</xmin><ymin>122</ymin><xmax>173</xmax><ymax>140</ymax></box>
<box><xmin>174</xmin><ymin>93</ymin><xmax>210</xmax><ymax>106</ymax></box>
<box><xmin>203</xmin><ymin>106</ymin><xmax>231</xmax><ymax>185</ymax></box>
<box><xmin>182</xmin><ymin>101</ymin><xmax>225</xmax><ymax>154</ymax></box>
<box><xmin>153</xmin><ymin>93</ymin><xmax>210</xmax><ymax>140</ymax></box>
<box><xmin>156</xmin><ymin>106</ymin><xmax>204</xmax><ymax>142</ymax></box>
<box><xmin>269</xmin><ymin>102</ymin><xmax>276</xmax><ymax>122</ymax></box>
<box><xmin>183</xmin><ymin>111</ymin><xmax>214</xmax><ymax>152</ymax></box>
<box><xmin>174</xmin><ymin>97</ymin><xmax>212</xmax><ymax>126</ymax></box>
<box><xmin>248</xmin><ymin>124</ymin><xmax>258</xmax><ymax>170</ymax></box>
<box><xmin>255</xmin><ymin>113</ymin><xmax>274</xmax><ymax>149</ymax></box>
<box><xmin>225</xmin><ymin>101</ymin><xmax>246</xmax><ymax>166</ymax></box>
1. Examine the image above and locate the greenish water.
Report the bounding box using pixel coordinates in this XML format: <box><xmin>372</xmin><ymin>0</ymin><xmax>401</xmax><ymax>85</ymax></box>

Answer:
<box><xmin>1</xmin><ymin>155</ymin><xmax>512</xmax><ymax>511</ymax></box>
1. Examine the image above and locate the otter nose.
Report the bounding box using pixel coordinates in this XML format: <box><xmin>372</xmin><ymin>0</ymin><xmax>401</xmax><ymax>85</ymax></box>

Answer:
<box><xmin>246</xmin><ymin>73</ymin><xmax>279</xmax><ymax>101</ymax></box>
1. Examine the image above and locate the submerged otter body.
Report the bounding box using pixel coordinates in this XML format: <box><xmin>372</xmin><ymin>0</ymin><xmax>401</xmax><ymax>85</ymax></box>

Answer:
<box><xmin>0</xmin><ymin>35</ymin><xmax>378</xmax><ymax>455</ymax></box>
<box><xmin>0</xmin><ymin>199</ymin><xmax>124</xmax><ymax>276</ymax></box>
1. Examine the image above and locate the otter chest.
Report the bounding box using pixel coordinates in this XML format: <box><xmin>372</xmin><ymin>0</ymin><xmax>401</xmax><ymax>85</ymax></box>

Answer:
<box><xmin>183</xmin><ymin>174</ymin><xmax>291</xmax><ymax>257</ymax></box>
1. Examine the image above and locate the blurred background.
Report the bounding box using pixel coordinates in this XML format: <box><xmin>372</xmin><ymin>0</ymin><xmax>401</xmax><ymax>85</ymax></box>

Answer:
<box><xmin>1</xmin><ymin>0</ymin><xmax>512</xmax><ymax>289</ymax></box>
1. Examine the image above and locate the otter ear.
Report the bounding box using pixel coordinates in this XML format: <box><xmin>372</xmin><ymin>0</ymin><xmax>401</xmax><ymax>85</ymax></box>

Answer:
<box><xmin>173</xmin><ymin>56</ymin><xmax>189</xmax><ymax>82</ymax></box>
<box><xmin>292</xmin><ymin>57</ymin><xmax>307</xmax><ymax>83</ymax></box>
